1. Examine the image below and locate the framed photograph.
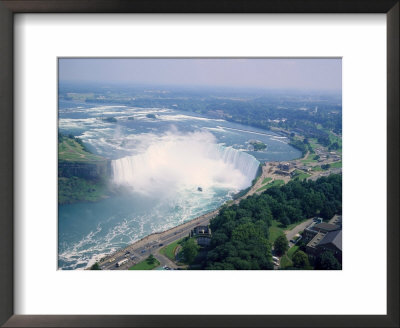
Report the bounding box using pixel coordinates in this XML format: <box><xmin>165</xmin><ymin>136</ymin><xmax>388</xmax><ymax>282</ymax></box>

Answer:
<box><xmin>0</xmin><ymin>1</ymin><xmax>398</xmax><ymax>327</ymax></box>
<box><xmin>57</xmin><ymin>57</ymin><xmax>343</xmax><ymax>273</ymax></box>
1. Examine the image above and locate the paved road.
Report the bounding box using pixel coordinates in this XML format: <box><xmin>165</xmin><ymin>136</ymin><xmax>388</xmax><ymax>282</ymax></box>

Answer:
<box><xmin>99</xmin><ymin>209</ymin><xmax>218</xmax><ymax>270</ymax></box>
<box><xmin>285</xmin><ymin>218</ymin><xmax>313</xmax><ymax>247</ymax></box>
<box><xmin>308</xmin><ymin>168</ymin><xmax>342</xmax><ymax>181</ymax></box>
<box><xmin>153</xmin><ymin>251</ymin><xmax>179</xmax><ymax>269</ymax></box>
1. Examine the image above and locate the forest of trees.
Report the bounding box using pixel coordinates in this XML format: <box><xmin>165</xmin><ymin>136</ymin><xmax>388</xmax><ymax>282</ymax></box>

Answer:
<box><xmin>188</xmin><ymin>174</ymin><xmax>342</xmax><ymax>270</ymax></box>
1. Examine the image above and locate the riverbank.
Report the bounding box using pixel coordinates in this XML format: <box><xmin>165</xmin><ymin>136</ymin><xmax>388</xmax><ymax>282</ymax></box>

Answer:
<box><xmin>96</xmin><ymin>166</ymin><xmax>266</xmax><ymax>269</ymax></box>
<box><xmin>97</xmin><ymin>207</ymin><xmax>220</xmax><ymax>270</ymax></box>
<box><xmin>93</xmin><ymin>131</ymin><xmax>342</xmax><ymax>270</ymax></box>
<box><xmin>95</xmin><ymin>166</ymin><xmax>265</xmax><ymax>269</ymax></box>
<box><xmin>58</xmin><ymin>134</ymin><xmax>111</xmax><ymax>204</ymax></box>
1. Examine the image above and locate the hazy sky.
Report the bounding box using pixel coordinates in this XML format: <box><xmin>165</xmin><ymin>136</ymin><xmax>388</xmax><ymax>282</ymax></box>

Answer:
<box><xmin>59</xmin><ymin>58</ymin><xmax>341</xmax><ymax>91</ymax></box>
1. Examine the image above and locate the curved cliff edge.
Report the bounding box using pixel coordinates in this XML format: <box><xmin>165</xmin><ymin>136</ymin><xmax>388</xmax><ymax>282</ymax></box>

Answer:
<box><xmin>58</xmin><ymin>134</ymin><xmax>112</xmax><ymax>205</ymax></box>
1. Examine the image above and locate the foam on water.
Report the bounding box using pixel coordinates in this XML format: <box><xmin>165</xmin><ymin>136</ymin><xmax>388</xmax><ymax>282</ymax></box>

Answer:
<box><xmin>111</xmin><ymin>131</ymin><xmax>260</xmax><ymax>196</ymax></box>
<box><xmin>58</xmin><ymin>186</ymin><xmax>230</xmax><ymax>269</ymax></box>
<box><xmin>58</xmin><ymin>105</ymin><xmax>302</xmax><ymax>269</ymax></box>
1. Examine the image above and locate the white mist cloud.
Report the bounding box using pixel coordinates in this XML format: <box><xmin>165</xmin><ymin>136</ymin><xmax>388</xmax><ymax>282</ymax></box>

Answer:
<box><xmin>111</xmin><ymin>130</ymin><xmax>259</xmax><ymax>197</ymax></box>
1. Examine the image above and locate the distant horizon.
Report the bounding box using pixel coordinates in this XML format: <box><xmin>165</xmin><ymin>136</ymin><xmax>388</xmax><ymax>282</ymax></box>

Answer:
<box><xmin>58</xmin><ymin>79</ymin><xmax>342</xmax><ymax>94</ymax></box>
<box><xmin>59</xmin><ymin>58</ymin><xmax>342</xmax><ymax>92</ymax></box>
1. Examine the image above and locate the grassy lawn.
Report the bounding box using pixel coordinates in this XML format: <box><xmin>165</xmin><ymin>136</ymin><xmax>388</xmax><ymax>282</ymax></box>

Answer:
<box><xmin>279</xmin><ymin>255</ymin><xmax>293</xmax><ymax>269</ymax></box>
<box><xmin>159</xmin><ymin>238</ymin><xmax>184</xmax><ymax>261</ymax></box>
<box><xmin>129</xmin><ymin>257</ymin><xmax>160</xmax><ymax>270</ymax></box>
<box><xmin>257</xmin><ymin>184</ymin><xmax>269</xmax><ymax>192</ymax></box>
<box><xmin>330</xmin><ymin>161</ymin><xmax>342</xmax><ymax>168</ymax></box>
<box><xmin>311</xmin><ymin>166</ymin><xmax>322</xmax><ymax>171</ymax></box>
<box><xmin>257</xmin><ymin>179</ymin><xmax>285</xmax><ymax>192</ymax></box>
<box><xmin>295</xmin><ymin>173</ymin><xmax>311</xmax><ymax>180</ymax></box>
<box><xmin>59</xmin><ymin>136</ymin><xmax>104</xmax><ymax>162</ymax></box>
<box><xmin>291</xmin><ymin>170</ymin><xmax>311</xmax><ymax>180</ymax></box>
<box><xmin>268</xmin><ymin>179</ymin><xmax>284</xmax><ymax>189</ymax></box>
<box><xmin>287</xmin><ymin>245</ymin><xmax>299</xmax><ymax>259</ymax></box>
<box><xmin>269</xmin><ymin>220</ymin><xmax>285</xmax><ymax>243</ymax></box>
<box><xmin>301</xmin><ymin>158</ymin><xmax>316</xmax><ymax>164</ymax></box>
<box><xmin>261</xmin><ymin>177</ymin><xmax>273</xmax><ymax>185</ymax></box>
<box><xmin>301</xmin><ymin>155</ymin><xmax>319</xmax><ymax>164</ymax></box>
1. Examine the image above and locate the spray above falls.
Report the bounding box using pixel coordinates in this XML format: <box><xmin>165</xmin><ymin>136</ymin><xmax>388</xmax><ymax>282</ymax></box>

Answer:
<box><xmin>111</xmin><ymin>131</ymin><xmax>260</xmax><ymax>195</ymax></box>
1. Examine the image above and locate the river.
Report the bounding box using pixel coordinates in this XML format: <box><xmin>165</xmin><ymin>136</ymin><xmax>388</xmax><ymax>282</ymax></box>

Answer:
<box><xmin>58</xmin><ymin>100</ymin><xmax>301</xmax><ymax>269</ymax></box>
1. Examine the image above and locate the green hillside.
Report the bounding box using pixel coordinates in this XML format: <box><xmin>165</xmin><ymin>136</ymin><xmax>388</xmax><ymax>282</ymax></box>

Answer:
<box><xmin>59</xmin><ymin>134</ymin><xmax>104</xmax><ymax>162</ymax></box>
<box><xmin>58</xmin><ymin>134</ymin><xmax>110</xmax><ymax>204</ymax></box>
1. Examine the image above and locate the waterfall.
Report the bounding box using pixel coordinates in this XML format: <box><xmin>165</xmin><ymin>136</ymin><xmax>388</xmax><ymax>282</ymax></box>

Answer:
<box><xmin>205</xmin><ymin>144</ymin><xmax>260</xmax><ymax>184</ymax></box>
<box><xmin>111</xmin><ymin>141</ymin><xmax>260</xmax><ymax>194</ymax></box>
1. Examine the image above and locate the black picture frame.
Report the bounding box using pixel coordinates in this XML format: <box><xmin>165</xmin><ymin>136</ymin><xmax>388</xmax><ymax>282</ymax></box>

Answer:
<box><xmin>0</xmin><ymin>1</ymin><xmax>398</xmax><ymax>327</ymax></box>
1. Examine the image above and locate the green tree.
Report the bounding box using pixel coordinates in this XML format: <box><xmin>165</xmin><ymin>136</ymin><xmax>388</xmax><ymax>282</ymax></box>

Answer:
<box><xmin>315</xmin><ymin>251</ymin><xmax>342</xmax><ymax>270</ymax></box>
<box><xmin>328</xmin><ymin>142</ymin><xmax>339</xmax><ymax>150</ymax></box>
<box><xmin>274</xmin><ymin>235</ymin><xmax>289</xmax><ymax>256</ymax></box>
<box><xmin>320</xmin><ymin>201</ymin><xmax>336</xmax><ymax>220</ymax></box>
<box><xmin>90</xmin><ymin>262</ymin><xmax>101</xmax><ymax>270</ymax></box>
<box><xmin>203</xmin><ymin>174</ymin><xmax>341</xmax><ymax>270</ymax></box>
<box><xmin>182</xmin><ymin>238</ymin><xmax>200</xmax><ymax>264</ymax></box>
<box><xmin>292</xmin><ymin>250</ymin><xmax>310</xmax><ymax>268</ymax></box>
<box><xmin>147</xmin><ymin>254</ymin><xmax>156</xmax><ymax>265</ymax></box>
<box><xmin>321</xmin><ymin>163</ymin><xmax>331</xmax><ymax>170</ymax></box>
